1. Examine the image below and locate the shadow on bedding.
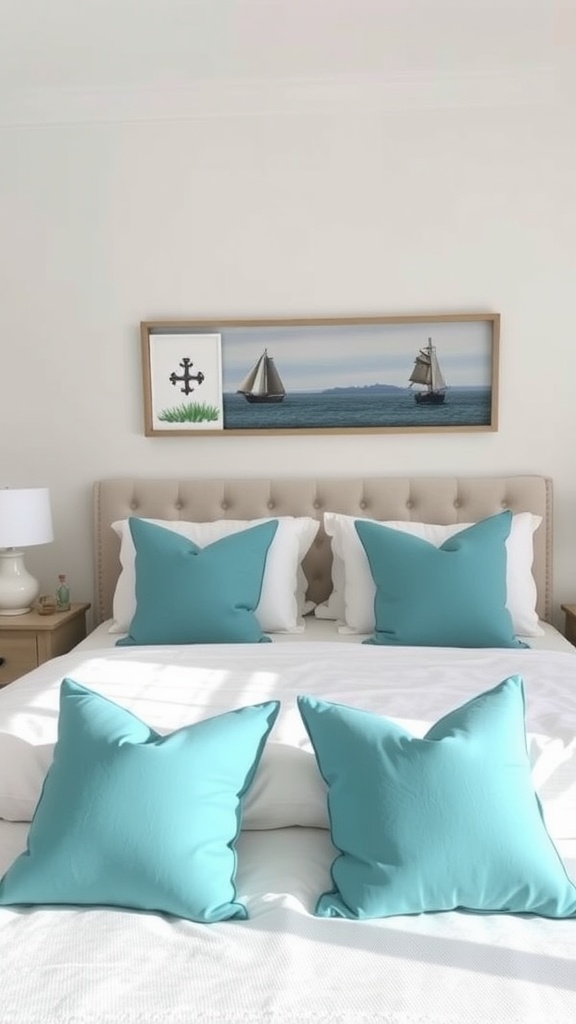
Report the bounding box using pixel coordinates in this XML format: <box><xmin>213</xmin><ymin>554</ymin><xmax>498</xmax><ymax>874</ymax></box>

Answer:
<box><xmin>243</xmin><ymin>909</ymin><xmax>576</xmax><ymax>992</ymax></box>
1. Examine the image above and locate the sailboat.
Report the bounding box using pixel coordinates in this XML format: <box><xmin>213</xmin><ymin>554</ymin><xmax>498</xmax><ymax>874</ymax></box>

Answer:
<box><xmin>237</xmin><ymin>349</ymin><xmax>286</xmax><ymax>404</ymax></box>
<box><xmin>408</xmin><ymin>337</ymin><xmax>447</xmax><ymax>405</ymax></box>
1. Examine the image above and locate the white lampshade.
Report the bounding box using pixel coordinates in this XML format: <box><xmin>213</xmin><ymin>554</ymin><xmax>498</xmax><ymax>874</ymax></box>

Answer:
<box><xmin>0</xmin><ymin>488</ymin><xmax>54</xmax><ymax>615</ymax></box>
<box><xmin>0</xmin><ymin>488</ymin><xmax>53</xmax><ymax>548</ymax></box>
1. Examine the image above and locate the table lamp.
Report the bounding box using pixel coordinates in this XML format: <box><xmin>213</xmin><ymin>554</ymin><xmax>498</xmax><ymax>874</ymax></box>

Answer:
<box><xmin>0</xmin><ymin>488</ymin><xmax>54</xmax><ymax>615</ymax></box>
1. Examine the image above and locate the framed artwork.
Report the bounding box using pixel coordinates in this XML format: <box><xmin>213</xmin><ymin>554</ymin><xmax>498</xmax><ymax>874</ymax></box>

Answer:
<box><xmin>140</xmin><ymin>313</ymin><xmax>499</xmax><ymax>436</ymax></box>
<box><xmin>142</xmin><ymin>330</ymin><xmax>223</xmax><ymax>433</ymax></box>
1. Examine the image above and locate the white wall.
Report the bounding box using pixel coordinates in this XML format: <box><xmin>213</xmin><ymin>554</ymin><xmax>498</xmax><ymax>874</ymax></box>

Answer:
<box><xmin>1</xmin><ymin>81</ymin><xmax>574</xmax><ymax>625</ymax></box>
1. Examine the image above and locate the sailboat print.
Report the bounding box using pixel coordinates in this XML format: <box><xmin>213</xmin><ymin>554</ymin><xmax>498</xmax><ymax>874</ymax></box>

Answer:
<box><xmin>237</xmin><ymin>349</ymin><xmax>286</xmax><ymax>404</ymax></box>
<box><xmin>408</xmin><ymin>338</ymin><xmax>447</xmax><ymax>405</ymax></box>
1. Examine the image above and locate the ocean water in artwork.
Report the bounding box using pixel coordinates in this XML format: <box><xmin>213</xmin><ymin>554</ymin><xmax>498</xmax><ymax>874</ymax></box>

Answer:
<box><xmin>223</xmin><ymin>387</ymin><xmax>492</xmax><ymax>431</ymax></box>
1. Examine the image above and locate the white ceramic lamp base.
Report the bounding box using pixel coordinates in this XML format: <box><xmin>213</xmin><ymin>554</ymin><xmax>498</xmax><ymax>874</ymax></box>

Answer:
<box><xmin>0</xmin><ymin>549</ymin><xmax>40</xmax><ymax>615</ymax></box>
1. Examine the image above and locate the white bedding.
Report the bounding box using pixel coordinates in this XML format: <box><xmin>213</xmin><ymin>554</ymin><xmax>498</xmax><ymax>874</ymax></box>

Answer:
<box><xmin>1</xmin><ymin>818</ymin><xmax>575</xmax><ymax>1024</ymax></box>
<box><xmin>1</xmin><ymin>637</ymin><xmax>576</xmax><ymax>1023</ymax></box>
<box><xmin>75</xmin><ymin>614</ymin><xmax>576</xmax><ymax>652</ymax></box>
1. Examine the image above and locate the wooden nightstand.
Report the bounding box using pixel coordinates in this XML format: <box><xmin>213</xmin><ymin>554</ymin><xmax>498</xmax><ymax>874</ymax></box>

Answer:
<box><xmin>560</xmin><ymin>604</ymin><xmax>576</xmax><ymax>647</ymax></box>
<box><xmin>0</xmin><ymin>603</ymin><xmax>90</xmax><ymax>687</ymax></box>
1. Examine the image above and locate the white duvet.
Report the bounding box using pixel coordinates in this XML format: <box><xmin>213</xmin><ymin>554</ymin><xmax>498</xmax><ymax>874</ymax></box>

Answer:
<box><xmin>1</xmin><ymin>639</ymin><xmax>576</xmax><ymax>1024</ymax></box>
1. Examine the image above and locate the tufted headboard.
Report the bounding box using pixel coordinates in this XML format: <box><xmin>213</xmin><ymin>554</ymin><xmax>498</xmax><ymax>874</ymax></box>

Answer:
<box><xmin>93</xmin><ymin>475</ymin><xmax>553</xmax><ymax>625</ymax></box>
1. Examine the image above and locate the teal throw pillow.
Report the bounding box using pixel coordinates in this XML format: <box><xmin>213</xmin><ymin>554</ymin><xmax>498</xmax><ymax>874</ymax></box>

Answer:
<box><xmin>0</xmin><ymin>679</ymin><xmax>280</xmax><ymax>922</ymax></box>
<box><xmin>355</xmin><ymin>511</ymin><xmax>524</xmax><ymax>647</ymax></box>
<box><xmin>117</xmin><ymin>517</ymin><xmax>278</xmax><ymax>645</ymax></box>
<box><xmin>298</xmin><ymin>678</ymin><xmax>576</xmax><ymax>920</ymax></box>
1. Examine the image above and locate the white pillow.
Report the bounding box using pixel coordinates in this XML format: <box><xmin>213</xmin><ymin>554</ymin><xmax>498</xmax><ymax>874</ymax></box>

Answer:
<box><xmin>0</xmin><ymin>732</ymin><xmax>329</xmax><ymax>830</ymax></box>
<box><xmin>110</xmin><ymin>516</ymin><xmax>319</xmax><ymax>635</ymax></box>
<box><xmin>243</xmin><ymin>744</ymin><xmax>328</xmax><ymax>829</ymax></box>
<box><xmin>316</xmin><ymin>511</ymin><xmax>543</xmax><ymax>637</ymax></box>
<box><xmin>2</xmin><ymin>719</ymin><xmax>573</xmax><ymax>838</ymax></box>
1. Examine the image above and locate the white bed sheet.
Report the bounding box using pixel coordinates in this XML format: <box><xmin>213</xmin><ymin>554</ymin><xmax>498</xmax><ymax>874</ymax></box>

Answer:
<box><xmin>1</xmin><ymin>818</ymin><xmax>575</xmax><ymax>1024</ymax></box>
<box><xmin>1</xmin><ymin>640</ymin><xmax>576</xmax><ymax>1023</ymax></box>
<box><xmin>75</xmin><ymin>615</ymin><xmax>576</xmax><ymax>652</ymax></box>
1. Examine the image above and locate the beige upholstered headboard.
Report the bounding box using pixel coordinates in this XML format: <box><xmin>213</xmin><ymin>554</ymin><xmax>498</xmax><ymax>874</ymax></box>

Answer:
<box><xmin>93</xmin><ymin>475</ymin><xmax>553</xmax><ymax>625</ymax></box>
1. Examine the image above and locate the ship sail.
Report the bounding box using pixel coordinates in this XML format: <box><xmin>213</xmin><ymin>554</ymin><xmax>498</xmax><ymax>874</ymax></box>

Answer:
<box><xmin>408</xmin><ymin>338</ymin><xmax>447</xmax><ymax>405</ymax></box>
<box><xmin>237</xmin><ymin>349</ymin><xmax>286</xmax><ymax>404</ymax></box>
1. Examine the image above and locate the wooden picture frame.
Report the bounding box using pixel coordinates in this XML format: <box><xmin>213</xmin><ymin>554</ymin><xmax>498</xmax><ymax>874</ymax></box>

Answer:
<box><xmin>141</xmin><ymin>313</ymin><xmax>499</xmax><ymax>436</ymax></box>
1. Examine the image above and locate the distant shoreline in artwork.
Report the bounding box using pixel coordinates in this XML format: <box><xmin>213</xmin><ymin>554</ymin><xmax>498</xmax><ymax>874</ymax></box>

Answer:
<box><xmin>317</xmin><ymin>383</ymin><xmax>486</xmax><ymax>396</ymax></box>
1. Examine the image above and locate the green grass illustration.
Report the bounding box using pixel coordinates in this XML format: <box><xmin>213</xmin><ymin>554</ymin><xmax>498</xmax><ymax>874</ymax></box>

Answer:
<box><xmin>158</xmin><ymin>402</ymin><xmax>221</xmax><ymax>423</ymax></box>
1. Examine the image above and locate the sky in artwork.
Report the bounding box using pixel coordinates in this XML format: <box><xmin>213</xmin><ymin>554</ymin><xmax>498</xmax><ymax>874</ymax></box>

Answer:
<box><xmin>220</xmin><ymin>319</ymin><xmax>494</xmax><ymax>392</ymax></box>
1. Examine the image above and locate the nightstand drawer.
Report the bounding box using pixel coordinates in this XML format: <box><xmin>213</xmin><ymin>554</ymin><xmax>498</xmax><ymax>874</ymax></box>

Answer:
<box><xmin>0</xmin><ymin>604</ymin><xmax>90</xmax><ymax>687</ymax></box>
<box><xmin>0</xmin><ymin>634</ymin><xmax>38</xmax><ymax>685</ymax></box>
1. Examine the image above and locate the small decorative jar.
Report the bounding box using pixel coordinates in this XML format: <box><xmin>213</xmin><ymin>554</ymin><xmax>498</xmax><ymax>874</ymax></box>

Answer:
<box><xmin>37</xmin><ymin>595</ymin><xmax>57</xmax><ymax>615</ymax></box>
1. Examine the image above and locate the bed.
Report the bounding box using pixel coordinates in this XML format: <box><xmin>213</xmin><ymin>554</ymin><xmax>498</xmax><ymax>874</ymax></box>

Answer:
<box><xmin>0</xmin><ymin>474</ymin><xmax>575</xmax><ymax>1024</ymax></box>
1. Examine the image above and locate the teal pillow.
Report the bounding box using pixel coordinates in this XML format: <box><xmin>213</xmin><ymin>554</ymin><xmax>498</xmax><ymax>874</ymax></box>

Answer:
<box><xmin>0</xmin><ymin>679</ymin><xmax>280</xmax><ymax>922</ymax></box>
<box><xmin>117</xmin><ymin>517</ymin><xmax>278</xmax><ymax>645</ymax></box>
<box><xmin>298</xmin><ymin>679</ymin><xmax>576</xmax><ymax>920</ymax></box>
<box><xmin>355</xmin><ymin>511</ymin><xmax>525</xmax><ymax>648</ymax></box>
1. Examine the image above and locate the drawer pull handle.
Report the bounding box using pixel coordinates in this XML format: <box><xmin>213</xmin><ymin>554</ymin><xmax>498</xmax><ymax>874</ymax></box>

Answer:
<box><xmin>0</xmin><ymin>658</ymin><xmax>5</xmax><ymax>666</ymax></box>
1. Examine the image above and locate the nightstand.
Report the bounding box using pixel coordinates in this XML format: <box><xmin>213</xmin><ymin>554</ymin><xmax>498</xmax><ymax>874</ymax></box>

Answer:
<box><xmin>560</xmin><ymin>604</ymin><xmax>576</xmax><ymax>647</ymax></box>
<box><xmin>0</xmin><ymin>603</ymin><xmax>90</xmax><ymax>687</ymax></box>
